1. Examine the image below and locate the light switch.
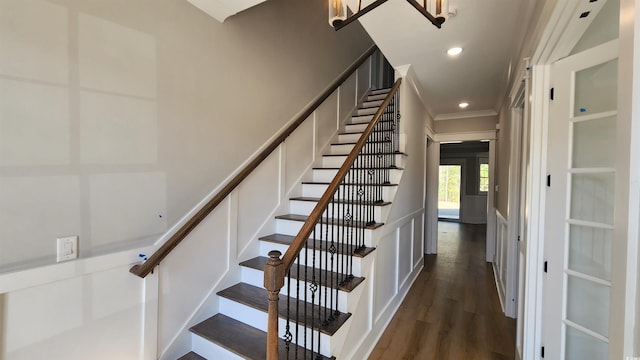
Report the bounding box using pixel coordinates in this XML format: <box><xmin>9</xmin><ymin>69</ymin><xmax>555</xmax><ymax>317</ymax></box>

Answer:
<box><xmin>57</xmin><ymin>236</ymin><xmax>78</xmax><ymax>262</ymax></box>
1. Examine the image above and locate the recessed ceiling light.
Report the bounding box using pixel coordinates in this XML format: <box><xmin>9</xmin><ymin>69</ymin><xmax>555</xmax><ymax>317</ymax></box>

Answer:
<box><xmin>447</xmin><ymin>47</ymin><xmax>463</xmax><ymax>56</ymax></box>
<box><xmin>459</xmin><ymin>102</ymin><xmax>469</xmax><ymax>108</ymax></box>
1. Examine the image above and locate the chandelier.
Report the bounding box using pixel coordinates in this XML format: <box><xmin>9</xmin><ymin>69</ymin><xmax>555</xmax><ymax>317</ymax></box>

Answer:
<box><xmin>329</xmin><ymin>0</ymin><xmax>451</xmax><ymax>30</ymax></box>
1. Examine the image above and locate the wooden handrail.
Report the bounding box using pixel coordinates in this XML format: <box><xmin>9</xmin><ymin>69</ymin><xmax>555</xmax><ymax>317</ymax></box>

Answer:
<box><xmin>264</xmin><ymin>78</ymin><xmax>402</xmax><ymax>359</ymax></box>
<box><xmin>129</xmin><ymin>45</ymin><xmax>378</xmax><ymax>278</ymax></box>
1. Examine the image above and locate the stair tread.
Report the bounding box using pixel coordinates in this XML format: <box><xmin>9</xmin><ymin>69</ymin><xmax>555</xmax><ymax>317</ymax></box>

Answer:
<box><xmin>218</xmin><ymin>283</ymin><xmax>351</xmax><ymax>336</ymax></box>
<box><xmin>290</xmin><ymin>196</ymin><xmax>391</xmax><ymax>207</ymax></box>
<box><xmin>302</xmin><ymin>181</ymin><xmax>398</xmax><ymax>187</ymax></box>
<box><xmin>177</xmin><ymin>351</ymin><xmax>206</xmax><ymax>360</ymax></box>
<box><xmin>331</xmin><ymin>140</ymin><xmax>397</xmax><ymax>145</ymax></box>
<box><xmin>275</xmin><ymin>213</ymin><xmax>384</xmax><ymax>229</ymax></box>
<box><xmin>323</xmin><ymin>151</ymin><xmax>406</xmax><ymax>157</ymax></box>
<box><xmin>190</xmin><ymin>314</ymin><xmax>334</xmax><ymax>360</ymax></box>
<box><xmin>313</xmin><ymin>166</ymin><xmax>404</xmax><ymax>171</ymax></box>
<box><xmin>259</xmin><ymin>233</ymin><xmax>376</xmax><ymax>258</ymax></box>
<box><xmin>240</xmin><ymin>256</ymin><xmax>365</xmax><ymax>292</ymax></box>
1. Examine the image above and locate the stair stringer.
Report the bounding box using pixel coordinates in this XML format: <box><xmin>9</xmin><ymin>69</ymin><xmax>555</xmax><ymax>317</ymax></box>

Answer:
<box><xmin>158</xmin><ymin>88</ymin><xmax>372</xmax><ymax>360</ymax></box>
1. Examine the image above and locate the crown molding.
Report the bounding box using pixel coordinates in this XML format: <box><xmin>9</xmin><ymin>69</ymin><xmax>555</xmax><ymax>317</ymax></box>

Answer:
<box><xmin>434</xmin><ymin>109</ymin><xmax>498</xmax><ymax>121</ymax></box>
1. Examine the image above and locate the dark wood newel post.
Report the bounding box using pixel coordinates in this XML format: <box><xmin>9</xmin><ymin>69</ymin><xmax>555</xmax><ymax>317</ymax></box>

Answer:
<box><xmin>264</xmin><ymin>250</ymin><xmax>285</xmax><ymax>360</ymax></box>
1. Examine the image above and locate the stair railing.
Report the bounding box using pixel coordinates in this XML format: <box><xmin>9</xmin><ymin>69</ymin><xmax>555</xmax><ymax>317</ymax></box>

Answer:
<box><xmin>264</xmin><ymin>78</ymin><xmax>402</xmax><ymax>359</ymax></box>
<box><xmin>129</xmin><ymin>46</ymin><xmax>378</xmax><ymax>279</ymax></box>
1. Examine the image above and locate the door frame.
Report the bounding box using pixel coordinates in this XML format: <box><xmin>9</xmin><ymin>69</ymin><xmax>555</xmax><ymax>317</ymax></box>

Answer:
<box><xmin>425</xmin><ymin>131</ymin><xmax>497</xmax><ymax>256</ymax></box>
<box><xmin>521</xmin><ymin>0</ymin><xmax>640</xmax><ymax>358</ymax></box>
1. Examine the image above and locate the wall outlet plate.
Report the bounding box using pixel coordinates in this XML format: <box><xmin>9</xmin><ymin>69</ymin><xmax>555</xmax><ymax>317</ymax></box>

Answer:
<box><xmin>56</xmin><ymin>236</ymin><xmax>78</xmax><ymax>262</ymax></box>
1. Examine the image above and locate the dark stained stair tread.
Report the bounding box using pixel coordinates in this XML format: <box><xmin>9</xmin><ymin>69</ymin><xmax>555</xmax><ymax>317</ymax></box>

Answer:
<box><xmin>275</xmin><ymin>213</ymin><xmax>384</xmax><ymax>230</ymax></box>
<box><xmin>190</xmin><ymin>314</ymin><xmax>334</xmax><ymax>360</ymax></box>
<box><xmin>217</xmin><ymin>283</ymin><xmax>351</xmax><ymax>335</ymax></box>
<box><xmin>240</xmin><ymin>256</ymin><xmax>365</xmax><ymax>292</ymax></box>
<box><xmin>313</xmin><ymin>166</ymin><xmax>404</xmax><ymax>171</ymax></box>
<box><xmin>177</xmin><ymin>351</ymin><xmax>206</xmax><ymax>360</ymax></box>
<box><xmin>289</xmin><ymin>196</ymin><xmax>391</xmax><ymax>207</ymax></box>
<box><xmin>323</xmin><ymin>152</ymin><xmax>407</xmax><ymax>157</ymax></box>
<box><xmin>301</xmin><ymin>181</ymin><xmax>398</xmax><ymax>187</ymax></box>
<box><xmin>259</xmin><ymin>233</ymin><xmax>376</xmax><ymax>258</ymax></box>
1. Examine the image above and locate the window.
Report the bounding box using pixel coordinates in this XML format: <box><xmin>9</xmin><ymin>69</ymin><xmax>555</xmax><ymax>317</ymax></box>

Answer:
<box><xmin>479</xmin><ymin>159</ymin><xmax>489</xmax><ymax>193</ymax></box>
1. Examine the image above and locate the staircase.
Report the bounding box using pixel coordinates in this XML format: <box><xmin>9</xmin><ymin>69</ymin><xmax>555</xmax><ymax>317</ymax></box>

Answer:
<box><xmin>179</xmin><ymin>88</ymin><xmax>405</xmax><ymax>359</ymax></box>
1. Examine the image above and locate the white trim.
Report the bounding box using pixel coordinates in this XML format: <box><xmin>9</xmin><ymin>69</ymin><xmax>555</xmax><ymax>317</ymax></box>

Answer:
<box><xmin>520</xmin><ymin>63</ymin><xmax>551</xmax><ymax>360</ymax></box>
<box><xmin>425</xmin><ymin>138</ymin><xmax>440</xmax><ymax>254</ymax></box>
<box><xmin>486</xmin><ymin>139</ymin><xmax>497</xmax><ymax>262</ymax></box>
<box><xmin>434</xmin><ymin>130</ymin><xmax>497</xmax><ymax>142</ymax></box>
<box><xmin>434</xmin><ymin>109</ymin><xmax>498</xmax><ymax>121</ymax></box>
<box><xmin>504</xmin><ymin>92</ymin><xmax>525</xmax><ymax>319</ymax></box>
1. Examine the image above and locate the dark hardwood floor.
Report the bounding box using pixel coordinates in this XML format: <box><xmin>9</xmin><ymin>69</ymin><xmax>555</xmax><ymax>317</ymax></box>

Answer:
<box><xmin>369</xmin><ymin>222</ymin><xmax>517</xmax><ymax>360</ymax></box>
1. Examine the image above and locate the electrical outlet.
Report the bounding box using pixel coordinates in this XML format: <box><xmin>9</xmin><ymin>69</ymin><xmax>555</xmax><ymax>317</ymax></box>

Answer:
<box><xmin>57</xmin><ymin>236</ymin><xmax>78</xmax><ymax>262</ymax></box>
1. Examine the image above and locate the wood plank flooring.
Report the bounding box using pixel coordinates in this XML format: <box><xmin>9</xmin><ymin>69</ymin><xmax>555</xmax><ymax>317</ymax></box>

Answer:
<box><xmin>369</xmin><ymin>222</ymin><xmax>516</xmax><ymax>360</ymax></box>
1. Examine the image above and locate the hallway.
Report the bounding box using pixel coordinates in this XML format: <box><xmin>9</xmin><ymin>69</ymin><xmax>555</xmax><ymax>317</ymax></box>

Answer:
<box><xmin>369</xmin><ymin>222</ymin><xmax>516</xmax><ymax>359</ymax></box>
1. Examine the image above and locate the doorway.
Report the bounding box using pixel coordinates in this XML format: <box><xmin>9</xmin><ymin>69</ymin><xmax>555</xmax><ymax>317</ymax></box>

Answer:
<box><xmin>438</xmin><ymin>164</ymin><xmax>462</xmax><ymax>220</ymax></box>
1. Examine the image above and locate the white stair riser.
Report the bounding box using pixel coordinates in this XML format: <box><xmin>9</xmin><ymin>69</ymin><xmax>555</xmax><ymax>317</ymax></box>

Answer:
<box><xmin>366</xmin><ymin>93</ymin><xmax>388</xmax><ymax>101</ymax></box>
<box><xmin>322</xmin><ymin>154</ymin><xmax>405</xmax><ymax>168</ymax></box>
<box><xmin>275</xmin><ymin>220</ymin><xmax>374</xmax><ymax>247</ymax></box>
<box><xmin>289</xmin><ymin>200</ymin><xmax>385</xmax><ymax>223</ymax></box>
<box><xmin>361</xmin><ymin>99</ymin><xmax>383</xmax><ymax>108</ymax></box>
<box><xmin>312</xmin><ymin>168</ymin><xmax>403</xmax><ymax>183</ymax></box>
<box><xmin>258</xmin><ymin>241</ymin><xmax>363</xmax><ymax>275</ymax></box>
<box><xmin>218</xmin><ymin>298</ymin><xmax>333</xmax><ymax>357</ymax></box>
<box><xmin>345</xmin><ymin>121</ymin><xmax>396</xmax><ymax>133</ymax></box>
<box><xmin>191</xmin><ymin>333</ymin><xmax>244</xmax><ymax>360</ymax></box>
<box><xmin>240</xmin><ymin>266</ymin><xmax>350</xmax><ymax>313</ymax></box>
<box><xmin>338</xmin><ymin>133</ymin><xmax>362</xmax><ymax>143</ymax></box>
<box><xmin>370</xmin><ymin>89</ymin><xmax>390</xmax><ymax>95</ymax></box>
<box><xmin>345</xmin><ymin>123</ymin><xmax>368</xmax><ymax>133</ymax></box>
<box><xmin>356</xmin><ymin>107</ymin><xmax>378</xmax><ymax>116</ymax></box>
<box><xmin>329</xmin><ymin>143</ymin><xmax>398</xmax><ymax>155</ymax></box>
<box><xmin>350</xmin><ymin>115</ymin><xmax>374</xmax><ymax>124</ymax></box>
<box><xmin>301</xmin><ymin>183</ymin><xmax>396</xmax><ymax>202</ymax></box>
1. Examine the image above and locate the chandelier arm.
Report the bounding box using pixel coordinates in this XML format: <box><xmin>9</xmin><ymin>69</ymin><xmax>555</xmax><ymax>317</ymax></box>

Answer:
<box><xmin>405</xmin><ymin>0</ymin><xmax>444</xmax><ymax>28</ymax></box>
<box><xmin>332</xmin><ymin>0</ymin><xmax>388</xmax><ymax>31</ymax></box>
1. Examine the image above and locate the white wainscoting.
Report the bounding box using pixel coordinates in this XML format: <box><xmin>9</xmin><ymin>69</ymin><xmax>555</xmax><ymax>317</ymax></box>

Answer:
<box><xmin>494</xmin><ymin>210</ymin><xmax>509</xmax><ymax>313</ymax></box>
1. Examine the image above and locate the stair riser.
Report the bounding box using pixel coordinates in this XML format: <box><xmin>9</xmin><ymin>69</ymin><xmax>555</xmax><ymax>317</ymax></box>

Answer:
<box><xmin>301</xmin><ymin>183</ymin><xmax>396</xmax><ymax>202</ymax></box>
<box><xmin>275</xmin><ymin>220</ymin><xmax>374</xmax><ymax>246</ymax></box>
<box><xmin>191</xmin><ymin>334</ymin><xmax>244</xmax><ymax>360</ymax></box>
<box><xmin>338</xmin><ymin>133</ymin><xmax>362</xmax><ymax>143</ymax></box>
<box><xmin>289</xmin><ymin>200</ymin><xmax>386</xmax><ymax>223</ymax></box>
<box><xmin>361</xmin><ymin>99</ymin><xmax>384</xmax><ymax>108</ymax></box>
<box><xmin>218</xmin><ymin>298</ymin><xmax>334</xmax><ymax>357</ymax></box>
<box><xmin>366</xmin><ymin>93</ymin><xmax>388</xmax><ymax>101</ymax></box>
<box><xmin>329</xmin><ymin>142</ymin><xmax>397</xmax><ymax>155</ymax></box>
<box><xmin>370</xmin><ymin>89</ymin><xmax>390</xmax><ymax>96</ymax></box>
<box><xmin>345</xmin><ymin>122</ymin><xmax>394</xmax><ymax>133</ymax></box>
<box><xmin>259</xmin><ymin>241</ymin><xmax>363</xmax><ymax>275</ymax></box>
<box><xmin>240</xmin><ymin>267</ymin><xmax>350</xmax><ymax>312</ymax></box>
<box><xmin>349</xmin><ymin>115</ymin><xmax>374</xmax><ymax>124</ymax></box>
<box><xmin>322</xmin><ymin>154</ymin><xmax>405</xmax><ymax>168</ymax></box>
<box><xmin>312</xmin><ymin>168</ymin><xmax>403</xmax><ymax>183</ymax></box>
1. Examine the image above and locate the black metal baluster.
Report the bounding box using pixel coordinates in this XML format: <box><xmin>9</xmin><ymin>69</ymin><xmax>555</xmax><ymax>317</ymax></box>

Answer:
<box><xmin>285</xmin><ymin>272</ymin><xmax>292</xmax><ymax>358</ymax></box>
<box><xmin>295</xmin><ymin>257</ymin><xmax>300</xmax><ymax>359</ymax></box>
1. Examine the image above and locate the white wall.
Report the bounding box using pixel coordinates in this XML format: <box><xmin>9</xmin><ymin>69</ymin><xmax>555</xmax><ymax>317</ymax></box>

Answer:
<box><xmin>0</xmin><ymin>0</ymin><xmax>373</xmax><ymax>271</ymax></box>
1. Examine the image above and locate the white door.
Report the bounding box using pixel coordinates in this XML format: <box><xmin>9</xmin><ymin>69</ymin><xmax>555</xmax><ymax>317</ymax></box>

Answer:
<box><xmin>542</xmin><ymin>39</ymin><xmax>619</xmax><ymax>359</ymax></box>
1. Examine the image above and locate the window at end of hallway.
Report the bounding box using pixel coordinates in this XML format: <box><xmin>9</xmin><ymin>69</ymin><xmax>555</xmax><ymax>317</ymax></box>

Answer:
<box><xmin>479</xmin><ymin>160</ymin><xmax>489</xmax><ymax>193</ymax></box>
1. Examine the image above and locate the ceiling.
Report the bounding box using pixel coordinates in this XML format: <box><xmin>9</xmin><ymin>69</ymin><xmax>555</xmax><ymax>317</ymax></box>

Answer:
<box><xmin>187</xmin><ymin>0</ymin><xmax>537</xmax><ymax>120</ymax></box>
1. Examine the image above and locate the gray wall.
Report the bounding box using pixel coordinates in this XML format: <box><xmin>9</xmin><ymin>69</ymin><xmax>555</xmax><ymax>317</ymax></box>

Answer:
<box><xmin>434</xmin><ymin>115</ymin><xmax>497</xmax><ymax>134</ymax></box>
<box><xmin>0</xmin><ymin>0</ymin><xmax>373</xmax><ymax>269</ymax></box>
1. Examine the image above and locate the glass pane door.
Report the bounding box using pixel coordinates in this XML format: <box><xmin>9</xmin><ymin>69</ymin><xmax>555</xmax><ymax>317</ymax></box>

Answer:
<box><xmin>564</xmin><ymin>57</ymin><xmax>617</xmax><ymax>360</ymax></box>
